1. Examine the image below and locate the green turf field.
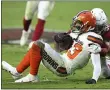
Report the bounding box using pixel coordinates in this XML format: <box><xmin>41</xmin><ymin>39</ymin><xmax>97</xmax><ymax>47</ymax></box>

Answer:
<box><xmin>2</xmin><ymin>44</ymin><xmax>110</xmax><ymax>89</ymax></box>
<box><xmin>2</xmin><ymin>1</ymin><xmax>110</xmax><ymax>89</ymax></box>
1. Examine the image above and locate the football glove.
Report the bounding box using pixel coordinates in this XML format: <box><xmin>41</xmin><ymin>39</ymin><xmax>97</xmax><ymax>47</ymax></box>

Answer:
<box><xmin>85</xmin><ymin>79</ymin><xmax>96</xmax><ymax>84</ymax></box>
<box><xmin>105</xmin><ymin>76</ymin><xmax>110</xmax><ymax>79</ymax></box>
<box><xmin>54</xmin><ymin>33</ymin><xmax>73</xmax><ymax>50</ymax></box>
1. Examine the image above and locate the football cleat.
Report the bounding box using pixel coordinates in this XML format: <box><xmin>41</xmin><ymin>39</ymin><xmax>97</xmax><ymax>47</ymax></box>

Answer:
<box><xmin>15</xmin><ymin>73</ymin><xmax>39</xmax><ymax>83</ymax></box>
<box><xmin>20</xmin><ymin>29</ymin><xmax>31</xmax><ymax>46</ymax></box>
<box><xmin>2</xmin><ymin>61</ymin><xmax>21</xmax><ymax>79</ymax></box>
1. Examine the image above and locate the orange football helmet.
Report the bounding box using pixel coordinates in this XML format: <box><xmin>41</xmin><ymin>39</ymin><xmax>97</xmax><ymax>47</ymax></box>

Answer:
<box><xmin>71</xmin><ymin>10</ymin><xmax>96</xmax><ymax>33</ymax></box>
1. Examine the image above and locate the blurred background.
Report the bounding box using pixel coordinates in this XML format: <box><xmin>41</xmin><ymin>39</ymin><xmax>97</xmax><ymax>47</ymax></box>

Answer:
<box><xmin>2</xmin><ymin>1</ymin><xmax>110</xmax><ymax>30</ymax></box>
<box><xmin>2</xmin><ymin>1</ymin><xmax>110</xmax><ymax>43</ymax></box>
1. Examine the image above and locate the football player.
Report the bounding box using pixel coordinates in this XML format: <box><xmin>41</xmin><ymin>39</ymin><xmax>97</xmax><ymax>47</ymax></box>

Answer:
<box><xmin>2</xmin><ymin>11</ymin><xmax>102</xmax><ymax>84</ymax></box>
<box><xmin>20</xmin><ymin>1</ymin><xmax>55</xmax><ymax>47</ymax></box>
<box><xmin>69</xmin><ymin>8</ymin><xmax>110</xmax><ymax>84</ymax></box>
<box><xmin>91</xmin><ymin>8</ymin><xmax>110</xmax><ymax>80</ymax></box>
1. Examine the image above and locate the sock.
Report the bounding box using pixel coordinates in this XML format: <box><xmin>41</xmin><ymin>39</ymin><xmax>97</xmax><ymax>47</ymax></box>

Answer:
<box><xmin>16</xmin><ymin>50</ymin><xmax>31</xmax><ymax>73</ymax></box>
<box><xmin>30</xmin><ymin>43</ymin><xmax>42</xmax><ymax>75</ymax></box>
<box><xmin>16</xmin><ymin>43</ymin><xmax>42</xmax><ymax>75</ymax></box>
<box><xmin>23</xmin><ymin>17</ymin><xmax>32</xmax><ymax>31</ymax></box>
<box><xmin>32</xmin><ymin>19</ymin><xmax>45</xmax><ymax>41</ymax></box>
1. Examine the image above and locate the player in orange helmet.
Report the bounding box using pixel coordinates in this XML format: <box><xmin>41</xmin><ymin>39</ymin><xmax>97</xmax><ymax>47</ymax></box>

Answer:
<box><xmin>2</xmin><ymin>11</ymin><xmax>102</xmax><ymax>84</ymax></box>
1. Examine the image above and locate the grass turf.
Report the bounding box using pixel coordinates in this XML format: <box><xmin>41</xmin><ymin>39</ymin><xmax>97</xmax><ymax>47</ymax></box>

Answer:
<box><xmin>1</xmin><ymin>44</ymin><xmax>110</xmax><ymax>89</ymax></box>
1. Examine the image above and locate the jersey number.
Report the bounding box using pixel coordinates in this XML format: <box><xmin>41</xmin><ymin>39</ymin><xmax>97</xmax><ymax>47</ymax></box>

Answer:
<box><xmin>67</xmin><ymin>43</ymin><xmax>83</xmax><ymax>59</ymax></box>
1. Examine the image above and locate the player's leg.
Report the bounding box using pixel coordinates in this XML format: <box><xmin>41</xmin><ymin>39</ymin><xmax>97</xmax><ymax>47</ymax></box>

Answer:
<box><xmin>28</xmin><ymin>1</ymin><xmax>55</xmax><ymax>49</ymax></box>
<box><xmin>105</xmin><ymin>56</ymin><xmax>110</xmax><ymax>79</ymax></box>
<box><xmin>20</xmin><ymin>1</ymin><xmax>39</xmax><ymax>46</ymax></box>
<box><xmin>2</xmin><ymin>41</ymin><xmax>42</xmax><ymax>82</ymax></box>
<box><xmin>29</xmin><ymin>40</ymin><xmax>68</xmax><ymax>76</ymax></box>
<box><xmin>15</xmin><ymin>42</ymin><xmax>42</xmax><ymax>82</ymax></box>
<box><xmin>2</xmin><ymin>43</ymin><xmax>38</xmax><ymax>80</ymax></box>
<box><xmin>36</xmin><ymin>41</ymin><xmax>68</xmax><ymax>77</ymax></box>
<box><xmin>101</xmin><ymin>56</ymin><xmax>110</xmax><ymax>79</ymax></box>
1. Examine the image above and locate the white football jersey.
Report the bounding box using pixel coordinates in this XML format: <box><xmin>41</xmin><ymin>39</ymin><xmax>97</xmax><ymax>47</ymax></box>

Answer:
<box><xmin>41</xmin><ymin>32</ymin><xmax>103</xmax><ymax>76</ymax></box>
<box><xmin>61</xmin><ymin>32</ymin><xmax>103</xmax><ymax>74</ymax></box>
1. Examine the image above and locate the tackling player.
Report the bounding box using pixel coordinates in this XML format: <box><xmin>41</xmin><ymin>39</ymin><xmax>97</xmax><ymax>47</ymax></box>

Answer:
<box><xmin>2</xmin><ymin>11</ymin><xmax>102</xmax><ymax>84</ymax></box>
<box><xmin>20</xmin><ymin>1</ymin><xmax>55</xmax><ymax>48</ymax></box>
<box><xmin>90</xmin><ymin>8</ymin><xmax>110</xmax><ymax>80</ymax></box>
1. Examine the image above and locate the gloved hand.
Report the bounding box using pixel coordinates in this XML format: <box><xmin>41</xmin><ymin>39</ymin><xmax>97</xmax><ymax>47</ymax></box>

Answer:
<box><xmin>54</xmin><ymin>33</ymin><xmax>73</xmax><ymax>50</ymax></box>
<box><xmin>87</xmin><ymin>44</ymin><xmax>101</xmax><ymax>54</ymax></box>
<box><xmin>85</xmin><ymin>79</ymin><xmax>96</xmax><ymax>84</ymax></box>
<box><xmin>105</xmin><ymin>76</ymin><xmax>110</xmax><ymax>79</ymax></box>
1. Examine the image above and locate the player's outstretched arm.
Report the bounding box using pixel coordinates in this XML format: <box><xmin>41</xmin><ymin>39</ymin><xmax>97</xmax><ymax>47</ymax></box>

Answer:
<box><xmin>86</xmin><ymin>53</ymin><xmax>101</xmax><ymax>84</ymax></box>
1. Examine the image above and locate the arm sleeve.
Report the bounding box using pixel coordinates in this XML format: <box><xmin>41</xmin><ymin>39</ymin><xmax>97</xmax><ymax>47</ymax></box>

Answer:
<box><xmin>100</xmin><ymin>42</ymin><xmax>109</xmax><ymax>56</ymax></box>
<box><xmin>91</xmin><ymin>53</ymin><xmax>101</xmax><ymax>82</ymax></box>
<box><xmin>102</xmin><ymin>28</ymin><xmax>110</xmax><ymax>41</ymax></box>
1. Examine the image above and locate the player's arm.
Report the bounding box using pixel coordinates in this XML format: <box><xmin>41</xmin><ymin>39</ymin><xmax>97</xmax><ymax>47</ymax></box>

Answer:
<box><xmin>86</xmin><ymin>53</ymin><xmax>101</xmax><ymax>84</ymax></box>
<box><xmin>100</xmin><ymin>41</ymin><xmax>110</xmax><ymax>56</ymax></box>
<box><xmin>86</xmin><ymin>35</ymin><xmax>103</xmax><ymax>84</ymax></box>
<box><xmin>87</xmin><ymin>35</ymin><xmax>103</xmax><ymax>54</ymax></box>
<box><xmin>101</xmin><ymin>29</ymin><xmax>110</xmax><ymax>56</ymax></box>
<box><xmin>101</xmin><ymin>25</ymin><xmax>110</xmax><ymax>56</ymax></box>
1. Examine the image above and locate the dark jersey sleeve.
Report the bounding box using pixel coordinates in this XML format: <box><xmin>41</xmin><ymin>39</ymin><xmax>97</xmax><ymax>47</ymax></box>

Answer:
<box><xmin>101</xmin><ymin>25</ymin><xmax>110</xmax><ymax>56</ymax></box>
<box><xmin>100</xmin><ymin>42</ymin><xmax>109</xmax><ymax>57</ymax></box>
<box><xmin>102</xmin><ymin>25</ymin><xmax>110</xmax><ymax>41</ymax></box>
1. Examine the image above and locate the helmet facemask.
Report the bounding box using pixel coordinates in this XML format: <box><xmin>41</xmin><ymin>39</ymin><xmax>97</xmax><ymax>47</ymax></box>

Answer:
<box><xmin>70</xmin><ymin>19</ymin><xmax>83</xmax><ymax>33</ymax></box>
<box><xmin>71</xmin><ymin>18</ymin><xmax>94</xmax><ymax>34</ymax></box>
